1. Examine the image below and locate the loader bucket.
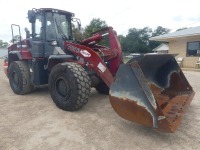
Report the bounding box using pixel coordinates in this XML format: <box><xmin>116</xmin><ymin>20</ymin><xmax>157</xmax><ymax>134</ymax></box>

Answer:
<box><xmin>109</xmin><ymin>54</ymin><xmax>195</xmax><ymax>132</ymax></box>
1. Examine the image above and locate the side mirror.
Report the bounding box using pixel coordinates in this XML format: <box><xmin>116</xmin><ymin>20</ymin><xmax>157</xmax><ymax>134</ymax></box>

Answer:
<box><xmin>77</xmin><ymin>19</ymin><xmax>81</xmax><ymax>30</ymax></box>
<box><xmin>25</xmin><ymin>27</ymin><xmax>30</xmax><ymax>38</ymax></box>
<box><xmin>28</xmin><ymin>10</ymin><xmax>35</xmax><ymax>23</ymax></box>
<box><xmin>72</xmin><ymin>18</ymin><xmax>81</xmax><ymax>30</ymax></box>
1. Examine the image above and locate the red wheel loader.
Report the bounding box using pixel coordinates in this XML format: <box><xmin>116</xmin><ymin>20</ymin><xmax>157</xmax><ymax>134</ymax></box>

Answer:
<box><xmin>4</xmin><ymin>8</ymin><xmax>195</xmax><ymax>132</ymax></box>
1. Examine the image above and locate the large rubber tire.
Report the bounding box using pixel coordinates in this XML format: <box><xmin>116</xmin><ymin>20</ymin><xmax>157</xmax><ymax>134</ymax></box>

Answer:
<box><xmin>49</xmin><ymin>62</ymin><xmax>91</xmax><ymax>111</ymax></box>
<box><xmin>95</xmin><ymin>82</ymin><xmax>109</xmax><ymax>95</ymax></box>
<box><xmin>8</xmin><ymin>61</ymin><xmax>33</xmax><ymax>95</ymax></box>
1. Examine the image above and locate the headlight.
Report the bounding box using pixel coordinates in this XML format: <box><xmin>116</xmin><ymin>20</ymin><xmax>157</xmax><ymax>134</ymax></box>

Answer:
<box><xmin>51</xmin><ymin>40</ymin><xmax>57</xmax><ymax>46</ymax></box>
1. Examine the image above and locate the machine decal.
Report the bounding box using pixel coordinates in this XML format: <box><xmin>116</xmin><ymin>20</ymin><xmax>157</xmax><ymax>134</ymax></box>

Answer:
<box><xmin>80</xmin><ymin>50</ymin><xmax>91</xmax><ymax>57</ymax></box>
<box><xmin>67</xmin><ymin>44</ymin><xmax>81</xmax><ymax>53</ymax></box>
<box><xmin>97</xmin><ymin>62</ymin><xmax>106</xmax><ymax>73</ymax></box>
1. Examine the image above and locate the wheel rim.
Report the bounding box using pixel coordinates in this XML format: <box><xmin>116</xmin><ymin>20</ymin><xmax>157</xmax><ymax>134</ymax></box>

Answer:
<box><xmin>11</xmin><ymin>71</ymin><xmax>19</xmax><ymax>88</ymax></box>
<box><xmin>55</xmin><ymin>77</ymin><xmax>70</xmax><ymax>100</ymax></box>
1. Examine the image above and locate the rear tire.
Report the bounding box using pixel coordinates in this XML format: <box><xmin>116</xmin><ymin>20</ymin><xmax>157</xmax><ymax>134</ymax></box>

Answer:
<box><xmin>8</xmin><ymin>61</ymin><xmax>33</xmax><ymax>95</ymax></box>
<box><xmin>49</xmin><ymin>62</ymin><xmax>91</xmax><ymax>111</ymax></box>
<box><xmin>95</xmin><ymin>82</ymin><xmax>109</xmax><ymax>95</ymax></box>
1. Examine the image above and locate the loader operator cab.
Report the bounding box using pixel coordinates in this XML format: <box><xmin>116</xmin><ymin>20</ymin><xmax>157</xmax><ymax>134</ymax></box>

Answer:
<box><xmin>26</xmin><ymin>8</ymin><xmax>78</xmax><ymax>58</ymax></box>
<box><xmin>22</xmin><ymin>8</ymin><xmax>80</xmax><ymax>85</ymax></box>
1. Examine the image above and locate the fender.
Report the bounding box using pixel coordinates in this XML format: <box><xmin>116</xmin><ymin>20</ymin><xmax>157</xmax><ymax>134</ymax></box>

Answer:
<box><xmin>8</xmin><ymin>51</ymin><xmax>22</xmax><ymax>61</ymax></box>
<box><xmin>8</xmin><ymin>50</ymin><xmax>32</xmax><ymax>63</ymax></box>
<box><xmin>65</xmin><ymin>42</ymin><xmax>113</xmax><ymax>87</ymax></box>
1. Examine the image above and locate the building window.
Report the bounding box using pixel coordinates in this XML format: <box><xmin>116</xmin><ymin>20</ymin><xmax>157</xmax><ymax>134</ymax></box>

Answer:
<box><xmin>187</xmin><ymin>41</ymin><xmax>200</xmax><ymax>56</ymax></box>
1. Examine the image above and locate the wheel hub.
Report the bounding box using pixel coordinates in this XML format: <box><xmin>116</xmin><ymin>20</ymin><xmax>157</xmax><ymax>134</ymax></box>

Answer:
<box><xmin>55</xmin><ymin>77</ymin><xmax>70</xmax><ymax>100</ymax></box>
<box><xmin>12</xmin><ymin>71</ymin><xmax>19</xmax><ymax>88</ymax></box>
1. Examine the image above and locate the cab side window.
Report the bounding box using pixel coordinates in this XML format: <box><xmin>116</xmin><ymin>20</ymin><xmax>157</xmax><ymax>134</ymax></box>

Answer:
<box><xmin>34</xmin><ymin>15</ymin><xmax>43</xmax><ymax>40</ymax></box>
<box><xmin>46</xmin><ymin>13</ymin><xmax>57</xmax><ymax>40</ymax></box>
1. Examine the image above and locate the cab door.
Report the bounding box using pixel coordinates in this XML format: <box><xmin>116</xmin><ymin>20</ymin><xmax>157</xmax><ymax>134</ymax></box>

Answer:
<box><xmin>44</xmin><ymin>12</ymin><xmax>58</xmax><ymax>57</ymax></box>
<box><xmin>31</xmin><ymin>14</ymin><xmax>45</xmax><ymax>58</ymax></box>
<box><xmin>31</xmin><ymin>13</ymin><xmax>48</xmax><ymax>85</ymax></box>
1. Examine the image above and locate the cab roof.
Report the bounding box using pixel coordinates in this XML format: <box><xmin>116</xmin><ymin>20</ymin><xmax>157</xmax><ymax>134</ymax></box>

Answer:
<box><xmin>33</xmin><ymin>8</ymin><xmax>75</xmax><ymax>17</ymax></box>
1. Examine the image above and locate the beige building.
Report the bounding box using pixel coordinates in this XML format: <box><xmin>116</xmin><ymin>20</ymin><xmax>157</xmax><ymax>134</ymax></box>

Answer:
<box><xmin>152</xmin><ymin>43</ymin><xmax>169</xmax><ymax>54</ymax></box>
<box><xmin>150</xmin><ymin>27</ymin><xmax>200</xmax><ymax>68</ymax></box>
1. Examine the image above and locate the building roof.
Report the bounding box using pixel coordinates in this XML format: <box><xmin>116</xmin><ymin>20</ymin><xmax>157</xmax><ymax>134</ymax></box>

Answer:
<box><xmin>152</xmin><ymin>43</ymin><xmax>169</xmax><ymax>52</ymax></box>
<box><xmin>150</xmin><ymin>26</ymin><xmax>200</xmax><ymax>41</ymax></box>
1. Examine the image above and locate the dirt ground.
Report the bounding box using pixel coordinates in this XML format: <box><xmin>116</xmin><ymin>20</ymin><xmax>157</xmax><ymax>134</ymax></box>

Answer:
<box><xmin>0</xmin><ymin>59</ymin><xmax>200</xmax><ymax>150</ymax></box>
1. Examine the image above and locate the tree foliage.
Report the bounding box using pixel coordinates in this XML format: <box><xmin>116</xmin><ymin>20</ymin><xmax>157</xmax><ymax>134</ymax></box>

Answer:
<box><xmin>72</xmin><ymin>18</ymin><xmax>108</xmax><ymax>43</ymax></box>
<box><xmin>82</xmin><ymin>18</ymin><xmax>109</xmax><ymax>46</ymax></box>
<box><xmin>152</xmin><ymin>26</ymin><xmax>170</xmax><ymax>37</ymax></box>
<box><xmin>0</xmin><ymin>40</ymin><xmax>8</xmax><ymax>48</ymax></box>
<box><xmin>120</xmin><ymin>27</ymin><xmax>152</xmax><ymax>53</ymax></box>
<box><xmin>176</xmin><ymin>27</ymin><xmax>187</xmax><ymax>31</ymax></box>
<box><xmin>84</xmin><ymin>18</ymin><xmax>108</xmax><ymax>38</ymax></box>
<box><xmin>72</xmin><ymin>23</ymin><xmax>84</xmax><ymax>41</ymax></box>
<box><xmin>148</xmin><ymin>26</ymin><xmax>170</xmax><ymax>50</ymax></box>
<box><xmin>119</xmin><ymin>26</ymin><xmax>170</xmax><ymax>53</ymax></box>
<box><xmin>72</xmin><ymin>18</ymin><xmax>170</xmax><ymax>53</ymax></box>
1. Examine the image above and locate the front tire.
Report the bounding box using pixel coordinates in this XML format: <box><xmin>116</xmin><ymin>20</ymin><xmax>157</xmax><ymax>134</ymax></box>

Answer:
<box><xmin>49</xmin><ymin>62</ymin><xmax>91</xmax><ymax>111</ymax></box>
<box><xmin>8</xmin><ymin>61</ymin><xmax>33</xmax><ymax>95</ymax></box>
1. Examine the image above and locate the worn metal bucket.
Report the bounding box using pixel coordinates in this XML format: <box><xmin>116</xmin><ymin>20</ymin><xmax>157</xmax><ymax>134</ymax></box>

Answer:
<box><xmin>109</xmin><ymin>54</ymin><xmax>195</xmax><ymax>132</ymax></box>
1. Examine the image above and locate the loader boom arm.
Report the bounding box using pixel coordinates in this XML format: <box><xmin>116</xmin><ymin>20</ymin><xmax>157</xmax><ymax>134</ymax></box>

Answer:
<box><xmin>65</xmin><ymin>27</ymin><xmax>123</xmax><ymax>87</ymax></box>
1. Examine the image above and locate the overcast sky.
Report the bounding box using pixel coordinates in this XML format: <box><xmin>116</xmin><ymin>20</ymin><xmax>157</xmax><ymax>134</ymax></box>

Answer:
<box><xmin>1</xmin><ymin>0</ymin><xmax>200</xmax><ymax>42</ymax></box>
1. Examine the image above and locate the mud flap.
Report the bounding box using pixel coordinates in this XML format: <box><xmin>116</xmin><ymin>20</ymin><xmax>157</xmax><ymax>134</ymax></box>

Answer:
<box><xmin>109</xmin><ymin>54</ymin><xmax>195</xmax><ymax>132</ymax></box>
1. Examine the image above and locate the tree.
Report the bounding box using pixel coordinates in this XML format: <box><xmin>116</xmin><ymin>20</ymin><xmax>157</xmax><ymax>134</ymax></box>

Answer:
<box><xmin>121</xmin><ymin>27</ymin><xmax>152</xmax><ymax>53</ymax></box>
<box><xmin>0</xmin><ymin>40</ymin><xmax>2</xmax><ymax>47</ymax></box>
<box><xmin>0</xmin><ymin>40</ymin><xmax>8</xmax><ymax>48</ymax></box>
<box><xmin>152</xmin><ymin>26</ymin><xmax>170</xmax><ymax>37</ymax></box>
<box><xmin>118</xmin><ymin>35</ymin><xmax>126</xmax><ymax>51</ymax></box>
<box><xmin>149</xmin><ymin>26</ymin><xmax>170</xmax><ymax>50</ymax></box>
<box><xmin>83</xmin><ymin>18</ymin><xmax>108</xmax><ymax>46</ymax></box>
<box><xmin>176</xmin><ymin>27</ymin><xmax>187</xmax><ymax>31</ymax></box>
<box><xmin>72</xmin><ymin>23</ymin><xmax>84</xmax><ymax>41</ymax></box>
<box><xmin>83</xmin><ymin>18</ymin><xmax>108</xmax><ymax>38</ymax></box>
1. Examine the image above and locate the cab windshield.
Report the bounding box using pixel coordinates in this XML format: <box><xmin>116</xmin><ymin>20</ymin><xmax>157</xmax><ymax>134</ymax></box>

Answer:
<box><xmin>46</xmin><ymin>12</ymin><xmax>72</xmax><ymax>41</ymax></box>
